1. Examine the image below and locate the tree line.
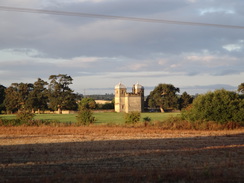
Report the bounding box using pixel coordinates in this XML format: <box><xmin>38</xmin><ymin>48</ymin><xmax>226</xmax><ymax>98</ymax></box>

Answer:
<box><xmin>0</xmin><ymin>73</ymin><xmax>243</xmax><ymax>117</ymax></box>
<box><xmin>0</xmin><ymin>80</ymin><xmax>192</xmax><ymax>114</ymax></box>
<box><xmin>0</xmin><ymin>74</ymin><xmax>81</xmax><ymax>114</ymax></box>
<box><xmin>146</xmin><ymin>83</ymin><xmax>244</xmax><ymax>113</ymax></box>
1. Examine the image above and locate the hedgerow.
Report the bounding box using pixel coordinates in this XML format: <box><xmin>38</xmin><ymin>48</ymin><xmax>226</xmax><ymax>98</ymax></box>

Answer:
<box><xmin>182</xmin><ymin>89</ymin><xmax>244</xmax><ymax>125</ymax></box>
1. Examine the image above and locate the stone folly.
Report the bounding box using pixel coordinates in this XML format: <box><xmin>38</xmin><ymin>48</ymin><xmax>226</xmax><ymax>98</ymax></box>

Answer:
<box><xmin>114</xmin><ymin>82</ymin><xmax>144</xmax><ymax>113</ymax></box>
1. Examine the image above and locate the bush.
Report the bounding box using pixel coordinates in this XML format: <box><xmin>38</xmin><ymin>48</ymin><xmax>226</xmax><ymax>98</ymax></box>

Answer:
<box><xmin>16</xmin><ymin>110</ymin><xmax>35</xmax><ymax>122</ymax></box>
<box><xmin>143</xmin><ymin>116</ymin><xmax>151</xmax><ymax>127</ymax></box>
<box><xmin>76</xmin><ymin>107</ymin><xmax>96</xmax><ymax>125</ymax></box>
<box><xmin>150</xmin><ymin>116</ymin><xmax>241</xmax><ymax>130</ymax></box>
<box><xmin>182</xmin><ymin>89</ymin><xmax>244</xmax><ymax>124</ymax></box>
<box><xmin>0</xmin><ymin>118</ymin><xmax>23</xmax><ymax>126</ymax></box>
<box><xmin>124</xmin><ymin>112</ymin><xmax>141</xmax><ymax>124</ymax></box>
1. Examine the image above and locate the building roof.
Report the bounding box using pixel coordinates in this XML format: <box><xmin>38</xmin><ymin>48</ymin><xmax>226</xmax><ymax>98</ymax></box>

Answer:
<box><xmin>134</xmin><ymin>82</ymin><xmax>144</xmax><ymax>89</ymax></box>
<box><xmin>115</xmin><ymin>82</ymin><xmax>126</xmax><ymax>89</ymax></box>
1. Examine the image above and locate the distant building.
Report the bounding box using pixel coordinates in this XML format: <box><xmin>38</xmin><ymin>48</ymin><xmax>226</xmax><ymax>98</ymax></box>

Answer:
<box><xmin>114</xmin><ymin>82</ymin><xmax>144</xmax><ymax>113</ymax></box>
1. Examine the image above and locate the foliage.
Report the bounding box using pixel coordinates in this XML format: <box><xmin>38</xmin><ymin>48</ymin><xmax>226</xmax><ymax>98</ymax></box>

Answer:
<box><xmin>143</xmin><ymin>116</ymin><xmax>151</xmax><ymax>127</ymax></box>
<box><xmin>79</xmin><ymin>98</ymin><xmax>96</xmax><ymax>109</ymax></box>
<box><xmin>4</xmin><ymin>83</ymin><xmax>34</xmax><ymax>113</ymax></box>
<box><xmin>16</xmin><ymin>110</ymin><xmax>35</xmax><ymax>122</ymax></box>
<box><xmin>0</xmin><ymin>118</ymin><xmax>66</xmax><ymax>127</ymax></box>
<box><xmin>0</xmin><ymin>85</ymin><xmax>6</xmax><ymax>113</ymax></box>
<box><xmin>4</xmin><ymin>80</ymin><xmax>49</xmax><ymax>113</ymax></box>
<box><xmin>76</xmin><ymin>106</ymin><xmax>96</xmax><ymax>125</ymax></box>
<box><xmin>143</xmin><ymin>116</ymin><xmax>151</xmax><ymax>122</ymax></box>
<box><xmin>124</xmin><ymin>112</ymin><xmax>141</xmax><ymax>124</ymax></box>
<box><xmin>48</xmin><ymin>74</ymin><xmax>77</xmax><ymax>113</ymax></box>
<box><xmin>96</xmin><ymin>99</ymin><xmax>114</xmax><ymax>110</ymax></box>
<box><xmin>152</xmin><ymin>116</ymin><xmax>241</xmax><ymax>130</ymax></box>
<box><xmin>98</xmin><ymin>102</ymin><xmax>114</xmax><ymax>109</ymax></box>
<box><xmin>26</xmin><ymin>78</ymin><xmax>49</xmax><ymax>113</ymax></box>
<box><xmin>178</xmin><ymin>91</ymin><xmax>193</xmax><ymax>110</ymax></box>
<box><xmin>182</xmin><ymin>89</ymin><xmax>244</xmax><ymax>124</ymax></box>
<box><xmin>237</xmin><ymin>83</ymin><xmax>244</xmax><ymax>94</ymax></box>
<box><xmin>148</xmin><ymin>83</ymin><xmax>180</xmax><ymax>112</ymax></box>
<box><xmin>85</xmin><ymin>93</ymin><xmax>114</xmax><ymax>100</ymax></box>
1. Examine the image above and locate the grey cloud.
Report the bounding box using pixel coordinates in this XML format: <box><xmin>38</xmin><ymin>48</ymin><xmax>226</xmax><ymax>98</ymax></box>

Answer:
<box><xmin>212</xmin><ymin>69</ymin><xmax>243</xmax><ymax>76</ymax></box>
<box><xmin>2</xmin><ymin>0</ymin><xmax>244</xmax><ymax>59</ymax></box>
<box><xmin>1</xmin><ymin>0</ymin><xmax>244</xmax><ymax>92</ymax></box>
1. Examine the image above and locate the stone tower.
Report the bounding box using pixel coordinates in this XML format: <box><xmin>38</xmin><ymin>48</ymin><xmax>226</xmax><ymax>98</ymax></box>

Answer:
<box><xmin>114</xmin><ymin>82</ymin><xmax>144</xmax><ymax>113</ymax></box>
<box><xmin>114</xmin><ymin>82</ymin><xmax>127</xmax><ymax>112</ymax></box>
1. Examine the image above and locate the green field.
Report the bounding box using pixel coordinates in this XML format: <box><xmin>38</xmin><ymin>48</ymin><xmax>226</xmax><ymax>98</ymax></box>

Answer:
<box><xmin>0</xmin><ymin>112</ymin><xmax>180</xmax><ymax>125</ymax></box>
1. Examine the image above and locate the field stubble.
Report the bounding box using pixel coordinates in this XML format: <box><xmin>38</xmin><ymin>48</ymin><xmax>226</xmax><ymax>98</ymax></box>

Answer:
<box><xmin>0</xmin><ymin>126</ymin><xmax>243</xmax><ymax>182</ymax></box>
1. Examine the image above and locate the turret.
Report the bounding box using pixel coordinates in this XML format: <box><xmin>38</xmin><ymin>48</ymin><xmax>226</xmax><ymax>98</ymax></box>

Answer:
<box><xmin>114</xmin><ymin>82</ymin><xmax>126</xmax><ymax>112</ymax></box>
<box><xmin>133</xmin><ymin>82</ymin><xmax>144</xmax><ymax>94</ymax></box>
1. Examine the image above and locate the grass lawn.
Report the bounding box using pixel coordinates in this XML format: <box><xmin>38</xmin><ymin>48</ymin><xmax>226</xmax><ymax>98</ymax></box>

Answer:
<box><xmin>0</xmin><ymin>112</ymin><xmax>180</xmax><ymax>125</ymax></box>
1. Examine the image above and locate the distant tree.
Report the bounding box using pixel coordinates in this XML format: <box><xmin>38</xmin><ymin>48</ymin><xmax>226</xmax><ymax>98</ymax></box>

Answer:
<box><xmin>4</xmin><ymin>86</ymin><xmax>18</xmax><ymax>113</ymax></box>
<box><xmin>26</xmin><ymin>78</ymin><xmax>48</xmax><ymax>113</ymax></box>
<box><xmin>86</xmin><ymin>93</ymin><xmax>114</xmax><ymax>100</ymax></box>
<box><xmin>0</xmin><ymin>85</ymin><xmax>6</xmax><ymax>113</ymax></box>
<box><xmin>178</xmin><ymin>91</ymin><xmax>193</xmax><ymax>110</ymax></box>
<box><xmin>75</xmin><ymin>93</ymin><xmax>84</xmax><ymax>101</ymax></box>
<box><xmin>237</xmin><ymin>83</ymin><xmax>244</xmax><ymax>94</ymax></box>
<box><xmin>4</xmin><ymin>83</ymin><xmax>34</xmax><ymax>113</ymax></box>
<box><xmin>148</xmin><ymin>83</ymin><xmax>180</xmax><ymax>112</ymax></box>
<box><xmin>79</xmin><ymin>98</ymin><xmax>96</xmax><ymax>109</ymax></box>
<box><xmin>99</xmin><ymin>102</ymin><xmax>114</xmax><ymax>110</ymax></box>
<box><xmin>48</xmin><ymin>74</ymin><xmax>76</xmax><ymax>113</ymax></box>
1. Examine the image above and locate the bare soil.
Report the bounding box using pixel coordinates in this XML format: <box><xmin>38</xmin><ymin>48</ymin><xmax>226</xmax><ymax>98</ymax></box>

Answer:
<box><xmin>0</xmin><ymin>126</ymin><xmax>243</xmax><ymax>182</ymax></box>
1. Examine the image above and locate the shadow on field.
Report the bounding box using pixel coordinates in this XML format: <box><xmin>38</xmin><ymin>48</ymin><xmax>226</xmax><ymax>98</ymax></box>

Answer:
<box><xmin>1</xmin><ymin>133</ymin><xmax>243</xmax><ymax>182</ymax></box>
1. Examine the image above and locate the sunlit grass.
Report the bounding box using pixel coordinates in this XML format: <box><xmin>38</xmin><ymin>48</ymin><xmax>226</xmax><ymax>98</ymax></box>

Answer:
<box><xmin>0</xmin><ymin>112</ymin><xmax>180</xmax><ymax>125</ymax></box>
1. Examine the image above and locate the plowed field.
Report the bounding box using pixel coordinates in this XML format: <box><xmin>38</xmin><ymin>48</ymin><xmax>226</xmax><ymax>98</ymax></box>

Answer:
<box><xmin>0</xmin><ymin>126</ymin><xmax>243</xmax><ymax>182</ymax></box>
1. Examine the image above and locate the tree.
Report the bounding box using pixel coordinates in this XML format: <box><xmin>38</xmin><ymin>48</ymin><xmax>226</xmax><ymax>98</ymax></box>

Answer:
<box><xmin>26</xmin><ymin>78</ymin><xmax>48</xmax><ymax>113</ymax></box>
<box><xmin>76</xmin><ymin>98</ymin><xmax>96</xmax><ymax>125</ymax></box>
<box><xmin>4</xmin><ymin>86</ymin><xmax>18</xmax><ymax>113</ymax></box>
<box><xmin>79</xmin><ymin>98</ymin><xmax>96</xmax><ymax>109</ymax></box>
<box><xmin>0</xmin><ymin>85</ymin><xmax>6</xmax><ymax>113</ymax></box>
<box><xmin>4</xmin><ymin>83</ymin><xmax>34</xmax><ymax>113</ymax></box>
<box><xmin>48</xmin><ymin>74</ymin><xmax>76</xmax><ymax>113</ymax></box>
<box><xmin>148</xmin><ymin>83</ymin><xmax>180</xmax><ymax>112</ymax></box>
<box><xmin>15</xmin><ymin>83</ymin><xmax>34</xmax><ymax>111</ymax></box>
<box><xmin>178</xmin><ymin>91</ymin><xmax>193</xmax><ymax>110</ymax></box>
<box><xmin>182</xmin><ymin>89</ymin><xmax>244</xmax><ymax>123</ymax></box>
<box><xmin>237</xmin><ymin>83</ymin><xmax>244</xmax><ymax>94</ymax></box>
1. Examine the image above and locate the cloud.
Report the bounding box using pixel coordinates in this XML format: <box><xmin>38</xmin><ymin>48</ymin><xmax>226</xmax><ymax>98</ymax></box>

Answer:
<box><xmin>199</xmin><ymin>8</ymin><xmax>235</xmax><ymax>16</ymax></box>
<box><xmin>185</xmin><ymin>54</ymin><xmax>238</xmax><ymax>67</ymax></box>
<box><xmin>1</xmin><ymin>0</ymin><xmax>244</xmax><ymax>94</ymax></box>
<box><xmin>223</xmin><ymin>40</ymin><xmax>244</xmax><ymax>52</ymax></box>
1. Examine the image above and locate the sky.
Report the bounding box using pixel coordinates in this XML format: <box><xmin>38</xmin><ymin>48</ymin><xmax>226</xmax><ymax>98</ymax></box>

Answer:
<box><xmin>0</xmin><ymin>0</ymin><xmax>244</xmax><ymax>95</ymax></box>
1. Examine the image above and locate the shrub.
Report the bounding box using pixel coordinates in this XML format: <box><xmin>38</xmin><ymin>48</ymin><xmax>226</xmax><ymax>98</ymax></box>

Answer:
<box><xmin>76</xmin><ymin>107</ymin><xmax>96</xmax><ymax>125</ymax></box>
<box><xmin>182</xmin><ymin>89</ymin><xmax>244</xmax><ymax>124</ymax></box>
<box><xmin>0</xmin><ymin>118</ymin><xmax>23</xmax><ymax>126</ymax></box>
<box><xmin>124</xmin><ymin>112</ymin><xmax>141</xmax><ymax>124</ymax></box>
<box><xmin>16</xmin><ymin>110</ymin><xmax>35</xmax><ymax>122</ymax></box>
<box><xmin>143</xmin><ymin>116</ymin><xmax>151</xmax><ymax>127</ymax></box>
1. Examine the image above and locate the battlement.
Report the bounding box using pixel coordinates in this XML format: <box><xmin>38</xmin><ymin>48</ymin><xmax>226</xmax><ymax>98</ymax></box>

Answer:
<box><xmin>114</xmin><ymin>83</ymin><xmax>144</xmax><ymax>113</ymax></box>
